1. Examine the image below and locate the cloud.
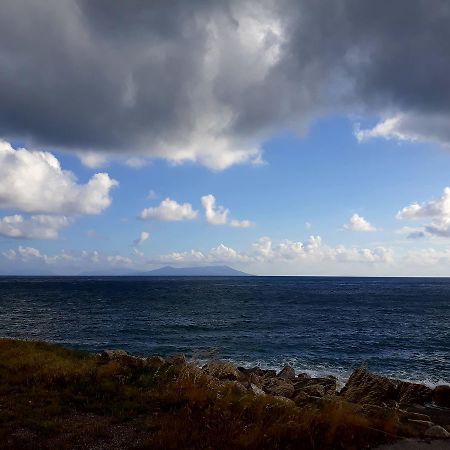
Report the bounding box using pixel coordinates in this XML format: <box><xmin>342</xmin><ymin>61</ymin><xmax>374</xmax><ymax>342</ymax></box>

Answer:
<box><xmin>396</xmin><ymin>226</ymin><xmax>426</xmax><ymax>240</ymax></box>
<box><xmin>201</xmin><ymin>195</ymin><xmax>228</xmax><ymax>225</ymax></box>
<box><xmin>201</xmin><ymin>194</ymin><xmax>254</xmax><ymax>227</ymax></box>
<box><xmin>397</xmin><ymin>187</ymin><xmax>450</xmax><ymax>238</ymax></box>
<box><xmin>229</xmin><ymin>219</ymin><xmax>255</xmax><ymax>228</ymax></box>
<box><xmin>251</xmin><ymin>236</ymin><xmax>392</xmax><ymax>264</ymax></box>
<box><xmin>2</xmin><ymin>246</ymin><xmax>44</xmax><ymax>262</ymax></box>
<box><xmin>161</xmin><ymin>243</ymin><xmax>251</xmax><ymax>265</ymax></box>
<box><xmin>125</xmin><ymin>157</ymin><xmax>148</xmax><ymax>169</ymax></box>
<box><xmin>139</xmin><ymin>198</ymin><xmax>198</xmax><ymax>221</ymax></box>
<box><xmin>0</xmin><ymin>235</ymin><xmax>401</xmax><ymax>275</ymax></box>
<box><xmin>0</xmin><ymin>1</ymin><xmax>449</xmax><ymax>168</ymax></box>
<box><xmin>160</xmin><ymin>235</ymin><xmax>393</xmax><ymax>266</ymax></box>
<box><xmin>0</xmin><ymin>214</ymin><xmax>70</xmax><ymax>240</ymax></box>
<box><xmin>77</xmin><ymin>151</ymin><xmax>109</xmax><ymax>169</ymax></box>
<box><xmin>2</xmin><ymin>246</ymin><xmax>133</xmax><ymax>270</ymax></box>
<box><xmin>7</xmin><ymin>237</ymin><xmax>450</xmax><ymax>276</ymax></box>
<box><xmin>0</xmin><ymin>140</ymin><xmax>118</xmax><ymax>215</ymax></box>
<box><xmin>356</xmin><ymin>113</ymin><xmax>450</xmax><ymax>150</ymax></box>
<box><xmin>344</xmin><ymin>213</ymin><xmax>376</xmax><ymax>232</ymax></box>
<box><xmin>404</xmin><ymin>248</ymin><xmax>450</xmax><ymax>267</ymax></box>
<box><xmin>133</xmin><ymin>231</ymin><xmax>150</xmax><ymax>246</ymax></box>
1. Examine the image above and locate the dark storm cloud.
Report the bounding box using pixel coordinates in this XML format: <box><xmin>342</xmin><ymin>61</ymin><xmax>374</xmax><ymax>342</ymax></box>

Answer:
<box><xmin>0</xmin><ymin>0</ymin><xmax>449</xmax><ymax>167</ymax></box>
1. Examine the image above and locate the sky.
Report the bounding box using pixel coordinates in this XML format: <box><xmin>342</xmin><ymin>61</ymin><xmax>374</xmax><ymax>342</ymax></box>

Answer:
<box><xmin>1</xmin><ymin>0</ymin><xmax>450</xmax><ymax>275</ymax></box>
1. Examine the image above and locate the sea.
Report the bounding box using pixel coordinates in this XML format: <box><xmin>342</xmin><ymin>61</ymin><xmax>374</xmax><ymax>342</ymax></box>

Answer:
<box><xmin>0</xmin><ymin>276</ymin><xmax>448</xmax><ymax>387</ymax></box>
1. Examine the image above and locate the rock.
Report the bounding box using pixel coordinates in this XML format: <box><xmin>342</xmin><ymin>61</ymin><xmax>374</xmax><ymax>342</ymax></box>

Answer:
<box><xmin>293</xmin><ymin>392</ymin><xmax>324</xmax><ymax>407</ymax></box>
<box><xmin>253</xmin><ymin>368</ymin><xmax>277</xmax><ymax>379</ymax></box>
<box><xmin>361</xmin><ymin>404</ymin><xmax>398</xmax><ymax>422</ymax></box>
<box><xmin>302</xmin><ymin>384</ymin><xmax>326</xmax><ymax>398</ymax></box>
<box><xmin>167</xmin><ymin>354</ymin><xmax>187</xmax><ymax>366</ymax></box>
<box><xmin>262</xmin><ymin>377</ymin><xmax>295</xmax><ymax>398</ymax></box>
<box><xmin>237</xmin><ymin>366</ymin><xmax>250</xmax><ymax>375</ymax></box>
<box><xmin>424</xmin><ymin>425</ymin><xmax>450</xmax><ymax>438</ymax></box>
<box><xmin>248</xmin><ymin>372</ymin><xmax>264</xmax><ymax>387</ymax></box>
<box><xmin>406</xmin><ymin>419</ymin><xmax>435</xmax><ymax>433</ymax></box>
<box><xmin>340</xmin><ymin>368</ymin><xmax>398</xmax><ymax>405</ymax></box>
<box><xmin>294</xmin><ymin>376</ymin><xmax>337</xmax><ymax>396</ymax></box>
<box><xmin>144</xmin><ymin>355</ymin><xmax>165</xmax><ymax>369</ymax></box>
<box><xmin>433</xmin><ymin>385</ymin><xmax>450</xmax><ymax>408</ymax></box>
<box><xmin>341</xmin><ymin>369</ymin><xmax>437</xmax><ymax>408</ymax></box>
<box><xmin>278</xmin><ymin>365</ymin><xmax>296</xmax><ymax>380</ymax></box>
<box><xmin>293</xmin><ymin>391</ymin><xmax>310</xmax><ymax>405</ymax></box>
<box><xmin>249</xmin><ymin>383</ymin><xmax>266</xmax><ymax>396</ymax></box>
<box><xmin>222</xmin><ymin>380</ymin><xmax>248</xmax><ymax>395</ymax></box>
<box><xmin>101</xmin><ymin>349</ymin><xmax>129</xmax><ymax>359</ymax></box>
<box><xmin>297</xmin><ymin>372</ymin><xmax>311</xmax><ymax>380</ymax></box>
<box><xmin>203</xmin><ymin>361</ymin><xmax>245</xmax><ymax>381</ymax></box>
<box><xmin>406</xmin><ymin>404</ymin><xmax>450</xmax><ymax>429</ymax></box>
<box><xmin>398</xmin><ymin>409</ymin><xmax>431</xmax><ymax>423</ymax></box>
<box><xmin>241</xmin><ymin>367</ymin><xmax>277</xmax><ymax>378</ymax></box>
<box><xmin>397</xmin><ymin>381</ymin><xmax>432</xmax><ymax>406</ymax></box>
<box><xmin>274</xmin><ymin>396</ymin><xmax>296</xmax><ymax>408</ymax></box>
<box><xmin>316</xmin><ymin>377</ymin><xmax>337</xmax><ymax>395</ymax></box>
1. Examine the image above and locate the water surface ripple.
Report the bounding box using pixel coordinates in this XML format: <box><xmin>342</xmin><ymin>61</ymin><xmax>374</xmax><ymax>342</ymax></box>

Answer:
<box><xmin>0</xmin><ymin>276</ymin><xmax>448</xmax><ymax>384</ymax></box>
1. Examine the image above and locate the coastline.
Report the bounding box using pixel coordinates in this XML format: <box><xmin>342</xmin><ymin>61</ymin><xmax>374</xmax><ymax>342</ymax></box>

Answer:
<box><xmin>1</xmin><ymin>339</ymin><xmax>449</xmax><ymax>449</ymax></box>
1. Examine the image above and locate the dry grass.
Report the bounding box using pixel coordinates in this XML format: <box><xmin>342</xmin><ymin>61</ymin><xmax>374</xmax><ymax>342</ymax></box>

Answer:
<box><xmin>0</xmin><ymin>339</ymin><xmax>396</xmax><ymax>449</ymax></box>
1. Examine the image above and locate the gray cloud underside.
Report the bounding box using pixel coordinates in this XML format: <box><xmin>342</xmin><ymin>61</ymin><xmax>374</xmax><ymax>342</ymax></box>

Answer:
<box><xmin>1</xmin><ymin>0</ymin><xmax>449</xmax><ymax>167</ymax></box>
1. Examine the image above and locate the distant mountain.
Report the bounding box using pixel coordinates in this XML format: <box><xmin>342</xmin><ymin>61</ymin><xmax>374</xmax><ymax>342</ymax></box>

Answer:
<box><xmin>139</xmin><ymin>265</ymin><xmax>251</xmax><ymax>276</ymax></box>
<box><xmin>78</xmin><ymin>265</ymin><xmax>252</xmax><ymax>277</ymax></box>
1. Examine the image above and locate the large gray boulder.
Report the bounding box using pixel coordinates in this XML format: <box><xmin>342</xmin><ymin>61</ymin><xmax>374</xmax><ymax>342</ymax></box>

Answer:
<box><xmin>424</xmin><ymin>425</ymin><xmax>450</xmax><ymax>438</ymax></box>
<box><xmin>277</xmin><ymin>365</ymin><xmax>296</xmax><ymax>380</ymax></box>
<box><xmin>397</xmin><ymin>380</ymin><xmax>432</xmax><ymax>406</ymax></box>
<box><xmin>340</xmin><ymin>368</ymin><xmax>397</xmax><ymax>405</ymax></box>
<box><xmin>203</xmin><ymin>361</ymin><xmax>245</xmax><ymax>381</ymax></box>
<box><xmin>262</xmin><ymin>377</ymin><xmax>295</xmax><ymax>398</ymax></box>
<box><xmin>295</xmin><ymin>376</ymin><xmax>337</xmax><ymax>397</ymax></box>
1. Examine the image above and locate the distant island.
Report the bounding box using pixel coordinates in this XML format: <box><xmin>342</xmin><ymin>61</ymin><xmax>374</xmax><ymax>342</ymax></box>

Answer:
<box><xmin>80</xmin><ymin>265</ymin><xmax>252</xmax><ymax>277</ymax></box>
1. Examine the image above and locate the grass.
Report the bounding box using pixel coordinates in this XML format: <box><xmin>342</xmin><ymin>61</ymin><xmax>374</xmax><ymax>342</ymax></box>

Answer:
<box><xmin>0</xmin><ymin>339</ymin><xmax>398</xmax><ymax>449</ymax></box>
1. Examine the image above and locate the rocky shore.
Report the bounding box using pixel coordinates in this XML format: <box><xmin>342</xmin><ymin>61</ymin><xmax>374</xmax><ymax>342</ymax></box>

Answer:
<box><xmin>104</xmin><ymin>349</ymin><xmax>450</xmax><ymax>442</ymax></box>
<box><xmin>1</xmin><ymin>339</ymin><xmax>449</xmax><ymax>449</ymax></box>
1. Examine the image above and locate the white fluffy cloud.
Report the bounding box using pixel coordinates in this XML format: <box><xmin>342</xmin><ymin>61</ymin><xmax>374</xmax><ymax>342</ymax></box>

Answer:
<box><xmin>201</xmin><ymin>195</ymin><xmax>228</xmax><ymax>225</ymax></box>
<box><xmin>397</xmin><ymin>187</ymin><xmax>450</xmax><ymax>238</ymax></box>
<box><xmin>76</xmin><ymin>151</ymin><xmax>109</xmax><ymax>169</ymax></box>
<box><xmin>133</xmin><ymin>231</ymin><xmax>150</xmax><ymax>246</ymax></box>
<box><xmin>160</xmin><ymin>235</ymin><xmax>393</xmax><ymax>267</ymax></box>
<box><xmin>343</xmin><ymin>213</ymin><xmax>376</xmax><ymax>232</ymax></box>
<box><xmin>18</xmin><ymin>235</ymin><xmax>450</xmax><ymax>275</ymax></box>
<box><xmin>2</xmin><ymin>246</ymin><xmax>132</xmax><ymax>270</ymax></box>
<box><xmin>201</xmin><ymin>194</ymin><xmax>254</xmax><ymax>228</ymax></box>
<box><xmin>161</xmin><ymin>243</ymin><xmax>251</xmax><ymax>265</ymax></box>
<box><xmin>0</xmin><ymin>140</ymin><xmax>118</xmax><ymax>215</ymax></box>
<box><xmin>0</xmin><ymin>214</ymin><xmax>70</xmax><ymax>240</ymax></box>
<box><xmin>7</xmin><ymin>236</ymin><xmax>450</xmax><ymax>276</ymax></box>
<box><xmin>139</xmin><ymin>198</ymin><xmax>198</xmax><ymax>221</ymax></box>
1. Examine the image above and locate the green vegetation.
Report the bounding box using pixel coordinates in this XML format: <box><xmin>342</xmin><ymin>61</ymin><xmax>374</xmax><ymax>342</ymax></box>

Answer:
<box><xmin>0</xmin><ymin>339</ymin><xmax>396</xmax><ymax>449</ymax></box>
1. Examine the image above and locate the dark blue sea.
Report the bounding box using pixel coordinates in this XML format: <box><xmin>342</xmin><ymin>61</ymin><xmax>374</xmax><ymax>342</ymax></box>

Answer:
<box><xmin>0</xmin><ymin>276</ymin><xmax>448</xmax><ymax>386</ymax></box>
